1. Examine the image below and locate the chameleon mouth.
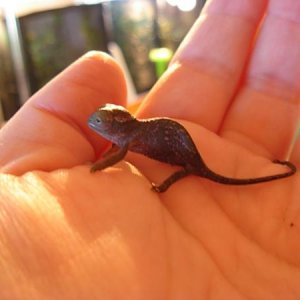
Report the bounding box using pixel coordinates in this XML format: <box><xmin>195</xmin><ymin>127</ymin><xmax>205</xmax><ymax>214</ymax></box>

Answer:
<box><xmin>88</xmin><ymin>122</ymin><xmax>96</xmax><ymax>130</ymax></box>
<box><xmin>88</xmin><ymin>113</ymin><xmax>101</xmax><ymax>130</ymax></box>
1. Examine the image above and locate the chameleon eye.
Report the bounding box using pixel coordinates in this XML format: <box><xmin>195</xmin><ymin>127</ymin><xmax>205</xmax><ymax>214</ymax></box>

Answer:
<box><xmin>95</xmin><ymin>117</ymin><xmax>101</xmax><ymax>123</ymax></box>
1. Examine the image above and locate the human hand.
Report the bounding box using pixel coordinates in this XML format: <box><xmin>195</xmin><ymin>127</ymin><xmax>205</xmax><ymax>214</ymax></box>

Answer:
<box><xmin>0</xmin><ymin>1</ymin><xmax>300</xmax><ymax>299</ymax></box>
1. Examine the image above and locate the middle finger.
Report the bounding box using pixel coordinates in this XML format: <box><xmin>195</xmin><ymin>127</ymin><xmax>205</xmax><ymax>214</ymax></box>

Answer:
<box><xmin>138</xmin><ymin>0</ymin><xmax>268</xmax><ymax>132</ymax></box>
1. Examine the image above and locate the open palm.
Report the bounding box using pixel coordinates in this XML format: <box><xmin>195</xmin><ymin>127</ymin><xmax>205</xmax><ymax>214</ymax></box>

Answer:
<box><xmin>0</xmin><ymin>1</ymin><xmax>299</xmax><ymax>299</ymax></box>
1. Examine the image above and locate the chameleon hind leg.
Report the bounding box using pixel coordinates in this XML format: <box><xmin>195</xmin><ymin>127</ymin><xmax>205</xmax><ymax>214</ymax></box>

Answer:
<box><xmin>151</xmin><ymin>168</ymin><xmax>191</xmax><ymax>193</ymax></box>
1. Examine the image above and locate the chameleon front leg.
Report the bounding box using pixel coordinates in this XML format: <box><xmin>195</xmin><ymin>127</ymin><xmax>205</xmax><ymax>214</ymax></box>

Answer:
<box><xmin>90</xmin><ymin>144</ymin><xmax>129</xmax><ymax>173</ymax></box>
<box><xmin>152</xmin><ymin>168</ymin><xmax>191</xmax><ymax>193</ymax></box>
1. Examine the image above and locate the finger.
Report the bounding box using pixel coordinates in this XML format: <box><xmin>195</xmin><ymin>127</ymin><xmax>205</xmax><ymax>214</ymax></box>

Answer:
<box><xmin>138</xmin><ymin>0</ymin><xmax>268</xmax><ymax>132</ymax></box>
<box><xmin>0</xmin><ymin>51</ymin><xmax>127</xmax><ymax>174</ymax></box>
<box><xmin>291</xmin><ymin>127</ymin><xmax>300</xmax><ymax>166</ymax></box>
<box><xmin>222</xmin><ymin>0</ymin><xmax>300</xmax><ymax>159</ymax></box>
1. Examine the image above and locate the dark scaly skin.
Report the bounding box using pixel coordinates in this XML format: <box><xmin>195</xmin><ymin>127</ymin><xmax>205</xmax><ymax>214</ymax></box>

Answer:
<box><xmin>88</xmin><ymin>104</ymin><xmax>296</xmax><ymax>193</ymax></box>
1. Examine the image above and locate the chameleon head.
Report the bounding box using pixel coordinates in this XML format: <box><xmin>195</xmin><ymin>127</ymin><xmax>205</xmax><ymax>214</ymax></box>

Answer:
<box><xmin>88</xmin><ymin>103</ymin><xmax>135</xmax><ymax>140</ymax></box>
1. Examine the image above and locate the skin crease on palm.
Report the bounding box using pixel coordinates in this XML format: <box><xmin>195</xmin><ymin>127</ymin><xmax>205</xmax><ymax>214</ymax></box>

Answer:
<box><xmin>0</xmin><ymin>0</ymin><xmax>300</xmax><ymax>299</ymax></box>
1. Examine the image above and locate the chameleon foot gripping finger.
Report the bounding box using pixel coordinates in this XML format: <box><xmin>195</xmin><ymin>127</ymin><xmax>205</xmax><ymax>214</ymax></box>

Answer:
<box><xmin>151</xmin><ymin>168</ymin><xmax>191</xmax><ymax>193</ymax></box>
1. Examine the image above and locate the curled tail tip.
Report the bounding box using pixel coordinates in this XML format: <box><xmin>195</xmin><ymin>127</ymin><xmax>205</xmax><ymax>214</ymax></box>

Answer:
<box><xmin>272</xmin><ymin>160</ymin><xmax>297</xmax><ymax>174</ymax></box>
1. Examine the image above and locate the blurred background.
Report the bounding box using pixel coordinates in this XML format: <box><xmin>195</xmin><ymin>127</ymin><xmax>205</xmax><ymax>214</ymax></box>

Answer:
<box><xmin>0</xmin><ymin>0</ymin><xmax>206</xmax><ymax>122</ymax></box>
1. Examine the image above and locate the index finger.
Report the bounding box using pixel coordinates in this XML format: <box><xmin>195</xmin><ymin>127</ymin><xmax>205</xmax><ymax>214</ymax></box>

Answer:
<box><xmin>0</xmin><ymin>52</ymin><xmax>127</xmax><ymax>174</ymax></box>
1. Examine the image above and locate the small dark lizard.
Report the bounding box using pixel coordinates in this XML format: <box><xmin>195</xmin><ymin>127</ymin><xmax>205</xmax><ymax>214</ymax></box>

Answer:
<box><xmin>88</xmin><ymin>104</ymin><xmax>296</xmax><ymax>193</ymax></box>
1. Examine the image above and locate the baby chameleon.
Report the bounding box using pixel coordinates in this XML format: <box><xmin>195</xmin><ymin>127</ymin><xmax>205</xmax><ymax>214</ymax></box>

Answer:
<box><xmin>88</xmin><ymin>104</ymin><xmax>296</xmax><ymax>193</ymax></box>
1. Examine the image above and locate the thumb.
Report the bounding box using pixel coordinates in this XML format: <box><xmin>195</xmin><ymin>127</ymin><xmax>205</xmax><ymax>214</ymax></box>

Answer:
<box><xmin>0</xmin><ymin>51</ymin><xmax>127</xmax><ymax>174</ymax></box>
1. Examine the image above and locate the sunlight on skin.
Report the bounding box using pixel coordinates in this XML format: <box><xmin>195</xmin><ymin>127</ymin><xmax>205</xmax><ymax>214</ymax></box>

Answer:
<box><xmin>0</xmin><ymin>167</ymin><xmax>172</xmax><ymax>299</ymax></box>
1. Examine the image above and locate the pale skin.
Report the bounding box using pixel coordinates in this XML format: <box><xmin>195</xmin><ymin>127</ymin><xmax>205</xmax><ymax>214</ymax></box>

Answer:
<box><xmin>0</xmin><ymin>0</ymin><xmax>300</xmax><ymax>299</ymax></box>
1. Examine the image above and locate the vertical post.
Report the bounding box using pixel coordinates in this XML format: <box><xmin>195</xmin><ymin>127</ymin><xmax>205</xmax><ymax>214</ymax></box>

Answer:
<box><xmin>151</xmin><ymin>0</ymin><xmax>162</xmax><ymax>48</ymax></box>
<box><xmin>4</xmin><ymin>6</ymin><xmax>30</xmax><ymax>105</ymax></box>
